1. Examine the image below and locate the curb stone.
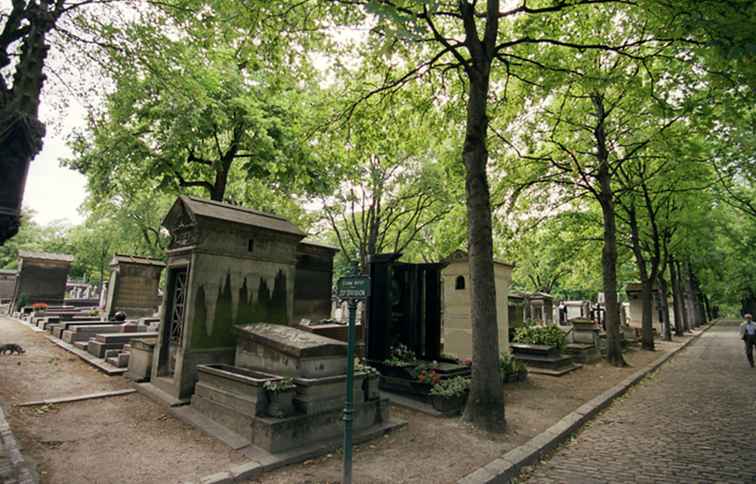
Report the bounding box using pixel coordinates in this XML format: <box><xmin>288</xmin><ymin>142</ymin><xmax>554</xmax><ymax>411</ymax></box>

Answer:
<box><xmin>457</xmin><ymin>321</ymin><xmax>716</xmax><ymax>484</ymax></box>
<box><xmin>0</xmin><ymin>401</ymin><xmax>38</xmax><ymax>484</ymax></box>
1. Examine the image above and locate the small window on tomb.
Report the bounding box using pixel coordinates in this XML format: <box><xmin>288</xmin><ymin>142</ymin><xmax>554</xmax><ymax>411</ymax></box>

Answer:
<box><xmin>248</xmin><ymin>239</ymin><xmax>254</xmax><ymax>252</ymax></box>
<box><xmin>455</xmin><ymin>275</ymin><xmax>466</xmax><ymax>290</ymax></box>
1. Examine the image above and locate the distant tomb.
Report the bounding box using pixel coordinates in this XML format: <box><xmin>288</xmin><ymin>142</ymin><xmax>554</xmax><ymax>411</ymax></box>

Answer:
<box><xmin>104</xmin><ymin>254</ymin><xmax>165</xmax><ymax>319</ymax></box>
<box><xmin>442</xmin><ymin>250</ymin><xmax>513</xmax><ymax>359</ymax></box>
<box><xmin>146</xmin><ymin>196</ymin><xmax>306</xmax><ymax>404</ymax></box>
<box><xmin>0</xmin><ymin>268</ymin><xmax>17</xmax><ymax>304</ymax></box>
<box><xmin>11</xmin><ymin>251</ymin><xmax>74</xmax><ymax>312</ymax></box>
<box><xmin>625</xmin><ymin>283</ymin><xmax>674</xmax><ymax>335</ymax></box>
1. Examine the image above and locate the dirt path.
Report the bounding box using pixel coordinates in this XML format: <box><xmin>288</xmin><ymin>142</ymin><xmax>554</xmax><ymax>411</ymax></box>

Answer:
<box><xmin>0</xmin><ymin>316</ymin><xmax>247</xmax><ymax>484</ymax></box>
<box><xmin>0</xmin><ymin>315</ymin><xmax>699</xmax><ymax>484</ymax></box>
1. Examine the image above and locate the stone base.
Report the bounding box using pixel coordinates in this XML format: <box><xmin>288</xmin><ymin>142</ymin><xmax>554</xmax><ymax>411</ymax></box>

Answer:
<box><xmin>252</xmin><ymin>398</ymin><xmax>390</xmax><ymax>453</ymax></box>
<box><xmin>566</xmin><ymin>343</ymin><xmax>602</xmax><ymax>364</ymax></box>
<box><xmin>133</xmin><ymin>381</ymin><xmax>189</xmax><ymax>407</ymax></box>
<box><xmin>126</xmin><ymin>341</ymin><xmax>154</xmax><ymax>382</ymax></box>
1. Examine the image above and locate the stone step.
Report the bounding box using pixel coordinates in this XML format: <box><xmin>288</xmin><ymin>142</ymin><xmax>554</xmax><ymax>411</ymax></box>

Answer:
<box><xmin>94</xmin><ymin>332</ymin><xmax>157</xmax><ymax>344</ymax></box>
<box><xmin>194</xmin><ymin>381</ymin><xmax>262</xmax><ymax>418</ymax></box>
<box><xmin>190</xmin><ymin>394</ymin><xmax>254</xmax><ymax>438</ymax></box>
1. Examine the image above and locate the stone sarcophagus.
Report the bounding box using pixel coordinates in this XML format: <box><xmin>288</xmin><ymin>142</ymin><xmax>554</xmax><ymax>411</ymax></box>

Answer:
<box><xmin>189</xmin><ymin>324</ymin><xmax>388</xmax><ymax>453</ymax></box>
<box><xmin>105</xmin><ymin>255</ymin><xmax>165</xmax><ymax>319</ymax></box>
<box><xmin>234</xmin><ymin>323</ymin><xmax>348</xmax><ymax>378</ymax></box>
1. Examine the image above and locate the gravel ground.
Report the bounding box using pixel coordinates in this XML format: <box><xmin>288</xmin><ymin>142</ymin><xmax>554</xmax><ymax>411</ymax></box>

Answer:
<box><xmin>0</xmin><ymin>315</ymin><xmax>696</xmax><ymax>484</ymax></box>
<box><xmin>0</xmin><ymin>316</ymin><xmax>247</xmax><ymax>484</ymax></box>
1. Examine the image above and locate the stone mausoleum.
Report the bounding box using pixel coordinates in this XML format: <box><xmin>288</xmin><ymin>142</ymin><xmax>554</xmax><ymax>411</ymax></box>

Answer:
<box><xmin>104</xmin><ymin>254</ymin><xmax>165</xmax><ymax>319</ymax></box>
<box><xmin>441</xmin><ymin>250</ymin><xmax>513</xmax><ymax>359</ymax></box>
<box><xmin>0</xmin><ymin>268</ymin><xmax>17</xmax><ymax>304</ymax></box>
<box><xmin>144</xmin><ymin>196</ymin><xmax>305</xmax><ymax>404</ymax></box>
<box><xmin>11</xmin><ymin>250</ymin><xmax>74</xmax><ymax>311</ymax></box>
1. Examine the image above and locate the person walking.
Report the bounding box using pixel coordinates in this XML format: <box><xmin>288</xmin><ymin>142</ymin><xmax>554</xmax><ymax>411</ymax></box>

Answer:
<box><xmin>739</xmin><ymin>314</ymin><xmax>756</xmax><ymax>368</ymax></box>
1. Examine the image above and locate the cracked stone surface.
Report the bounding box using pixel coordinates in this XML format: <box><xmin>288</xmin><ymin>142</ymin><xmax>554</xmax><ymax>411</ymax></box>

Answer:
<box><xmin>520</xmin><ymin>321</ymin><xmax>756</xmax><ymax>483</ymax></box>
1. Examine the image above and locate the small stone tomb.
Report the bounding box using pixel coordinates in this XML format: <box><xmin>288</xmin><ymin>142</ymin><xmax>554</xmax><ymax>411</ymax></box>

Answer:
<box><xmin>87</xmin><ymin>332</ymin><xmax>158</xmax><ymax>358</ymax></box>
<box><xmin>190</xmin><ymin>323</ymin><xmax>389</xmax><ymax>453</ymax></box>
<box><xmin>127</xmin><ymin>338</ymin><xmax>157</xmax><ymax>382</ymax></box>
<box><xmin>510</xmin><ymin>343</ymin><xmax>581</xmax><ymax>376</ymax></box>
<box><xmin>62</xmin><ymin>323</ymin><xmax>142</xmax><ymax>344</ymax></box>
<box><xmin>566</xmin><ymin>319</ymin><xmax>602</xmax><ymax>363</ymax></box>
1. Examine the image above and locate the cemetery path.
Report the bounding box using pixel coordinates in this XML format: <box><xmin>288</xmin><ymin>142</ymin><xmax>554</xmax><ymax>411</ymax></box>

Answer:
<box><xmin>519</xmin><ymin>320</ymin><xmax>756</xmax><ymax>483</ymax></box>
<box><xmin>0</xmin><ymin>316</ymin><xmax>247</xmax><ymax>484</ymax></box>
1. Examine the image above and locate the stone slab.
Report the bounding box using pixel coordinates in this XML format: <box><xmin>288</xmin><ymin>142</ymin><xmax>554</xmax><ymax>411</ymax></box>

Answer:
<box><xmin>235</xmin><ymin>324</ymin><xmax>347</xmax><ymax>378</ymax></box>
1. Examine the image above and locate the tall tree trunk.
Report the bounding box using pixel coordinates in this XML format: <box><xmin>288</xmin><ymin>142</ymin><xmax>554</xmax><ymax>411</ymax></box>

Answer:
<box><xmin>626</xmin><ymin>203</ymin><xmax>654</xmax><ymax>350</ymax></box>
<box><xmin>640</xmin><ymin>280</ymin><xmax>655</xmax><ymax>349</ymax></box>
<box><xmin>592</xmin><ymin>94</ymin><xmax>625</xmax><ymax>366</ymax></box>
<box><xmin>675</xmin><ymin>259</ymin><xmax>690</xmax><ymax>331</ymax></box>
<box><xmin>657</xmin><ymin>275</ymin><xmax>672</xmax><ymax>341</ymax></box>
<box><xmin>211</xmin><ymin>168</ymin><xmax>229</xmax><ymax>201</ymax></box>
<box><xmin>669</xmin><ymin>256</ymin><xmax>684</xmax><ymax>336</ymax></box>
<box><xmin>461</xmin><ymin>64</ymin><xmax>506</xmax><ymax>432</ymax></box>
<box><xmin>703</xmin><ymin>294</ymin><xmax>712</xmax><ymax>321</ymax></box>
<box><xmin>684</xmin><ymin>263</ymin><xmax>698</xmax><ymax>328</ymax></box>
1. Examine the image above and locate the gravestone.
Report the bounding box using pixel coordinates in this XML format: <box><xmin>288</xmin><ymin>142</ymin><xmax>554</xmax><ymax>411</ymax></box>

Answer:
<box><xmin>0</xmin><ymin>269</ymin><xmax>17</xmax><ymax>303</ymax></box>
<box><xmin>104</xmin><ymin>254</ymin><xmax>165</xmax><ymax>319</ymax></box>
<box><xmin>146</xmin><ymin>196</ymin><xmax>306</xmax><ymax>403</ymax></box>
<box><xmin>11</xmin><ymin>251</ymin><xmax>73</xmax><ymax>312</ymax></box>
<box><xmin>294</xmin><ymin>241</ymin><xmax>338</xmax><ymax>321</ymax></box>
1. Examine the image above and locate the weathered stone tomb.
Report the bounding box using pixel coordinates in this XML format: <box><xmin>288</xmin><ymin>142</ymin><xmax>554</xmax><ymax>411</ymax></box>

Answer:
<box><xmin>104</xmin><ymin>254</ymin><xmax>165</xmax><ymax>319</ymax></box>
<box><xmin>11</xmin><ymin>250</ymin><xmax>73</xmax><ymax>312</ymax></box>
<box><xmin>147</xmin><ymin>196</ymin><xmax>306</xmax><ymax>403</ymax></box>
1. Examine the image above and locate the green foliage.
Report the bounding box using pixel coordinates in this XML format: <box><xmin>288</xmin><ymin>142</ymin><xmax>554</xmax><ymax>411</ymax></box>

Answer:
<box><xmin>513</xmin><ymin>324</ymin><xmax>567</xmax><ymax>352</ymax></box>
<box><xmin>429</xmin><ymin>376</ymin><xmax>470</xmax><ymax>398</ymax></box>
<box><xmin>263</xmin><ymin>377</ymin><xmax>295</xmax><ymax>393</ymax></box>
<box><xmin>384</xmin><ymin>343</ymin><xmax>417</xmax><ymax>367</ymax></box>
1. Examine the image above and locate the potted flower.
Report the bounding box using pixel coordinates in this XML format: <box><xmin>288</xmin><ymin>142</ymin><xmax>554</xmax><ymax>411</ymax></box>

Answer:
<box><xmin>262</xmin><ymin>377</ymin><xmax>296</xmax><ymax>418</ymax></box>
<box><xmin>429</xmin><ymin>376</ymin><xmax>470</xmax><ymax>416</ymax></box>
<box><xmin>355</xmin><ymin>359</ymin><xmax>381</xmax><ymax>400</ymax></box>
<box><xmin>31</xmin><ymin>302</ymin><xmax>48</xmax><ymax>312</ymax></box>
<box><xmin>381</xmin><ymin>344</ymin><xmax>418</xmax><ymax>378</ymax></box>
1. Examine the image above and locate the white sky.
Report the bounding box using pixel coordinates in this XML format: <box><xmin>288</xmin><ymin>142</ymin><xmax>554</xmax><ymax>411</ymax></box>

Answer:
<box><xmin>22</xmin><ymin>100</ymin><xmax>88</xmax><ymax>226</ymax></box>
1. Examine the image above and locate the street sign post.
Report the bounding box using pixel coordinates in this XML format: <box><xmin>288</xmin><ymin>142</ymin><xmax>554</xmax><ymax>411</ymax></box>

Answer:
<box><xmin>337</xmin><ymin>267</ymin><xmax>369</xmax><ymax>484</ymax></box>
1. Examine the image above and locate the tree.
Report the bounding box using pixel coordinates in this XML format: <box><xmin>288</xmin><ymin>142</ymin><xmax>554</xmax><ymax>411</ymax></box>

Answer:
<box><xmin>320</xmin><ymin>97</ymin><xmax>451</xmax><ymax>270</ymax></box>
<box><xmin>65</xmin><ymin>3</ymin><xmax>327</xmax><ymax>204</ymax></box>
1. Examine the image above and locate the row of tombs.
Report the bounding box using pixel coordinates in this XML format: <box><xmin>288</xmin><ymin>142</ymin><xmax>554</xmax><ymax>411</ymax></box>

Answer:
<box><xmin>8</xmin><ymin>195</ymin><xmax>649</xmax><ymax>454</ymax></box>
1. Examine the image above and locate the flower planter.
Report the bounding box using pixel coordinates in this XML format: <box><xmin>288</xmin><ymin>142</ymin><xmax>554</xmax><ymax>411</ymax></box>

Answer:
<box><xmin>514</xmin><ymin>369</ymin><xmax>528</xmax><ymax>383</ymax></box>
<box><xmin>431</xmin><ymin>392</ymin><xmax>467</xmax><ymax>416</ymax></box>
<box><xmin>266</xmin><ymin>389</ymin><xmax>296</xmax><ymax>418</ymax></box>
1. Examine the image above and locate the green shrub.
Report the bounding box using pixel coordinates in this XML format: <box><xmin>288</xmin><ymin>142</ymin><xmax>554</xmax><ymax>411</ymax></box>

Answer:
<box><xmin>429</xmin><ymin>376</ymin><xmax>470</xmax><ymax>398</ymax></box>
<box><xmin>513</xmin><ymin>323</ymin><xmax>566</xmax><ymax>351</ymax></box>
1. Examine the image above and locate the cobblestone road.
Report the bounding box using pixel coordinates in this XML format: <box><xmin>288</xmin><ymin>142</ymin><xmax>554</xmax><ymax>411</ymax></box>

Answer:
<box><xmin>521</xmin><ymin>321</ymin><xmax>756</xmax><ymax>483</ymax></box>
